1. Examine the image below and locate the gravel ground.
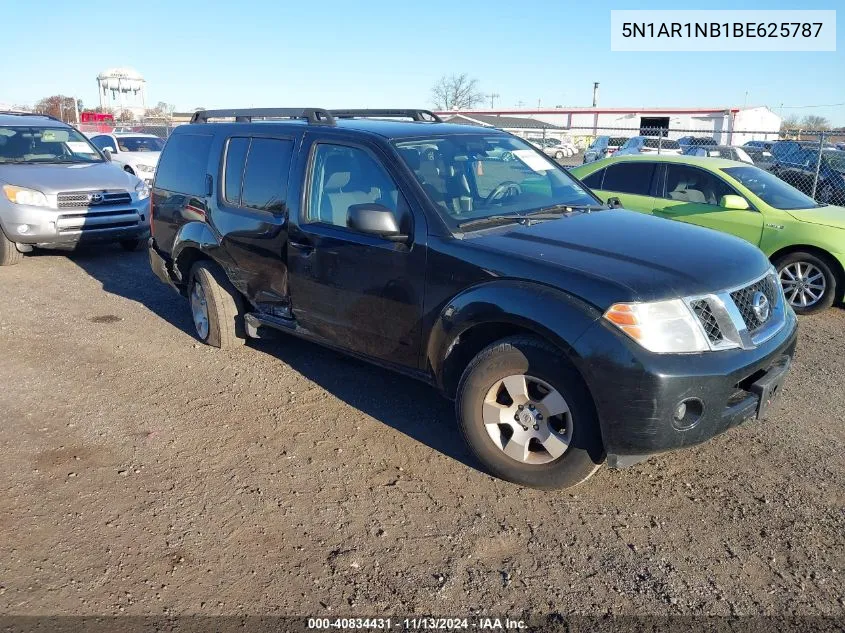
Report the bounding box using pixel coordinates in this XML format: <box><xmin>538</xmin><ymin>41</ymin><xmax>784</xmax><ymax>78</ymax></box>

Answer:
<box><xmin>0</xmin><ymin>246</ymin><xmax>843</xmax><ymax>620</ymax></box>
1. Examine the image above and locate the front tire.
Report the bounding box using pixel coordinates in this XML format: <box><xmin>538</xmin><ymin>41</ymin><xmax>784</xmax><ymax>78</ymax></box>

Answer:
<box><xmin>188</xmin><ymin>261</ymin><xmax>246</xmax><ymax>349</ymax></box>
<box><xmin>456</xmin><ymin>336</ymin><xmax>604</xmax><ymax>489</ymax></box>
<box><xmin>775</xmin><ymin>251</ymin><xmax>839</xmax><ymax>314</ymax></box>
<box><xmin>0</xmin><ymin>228</ymin><xmax>24</xmax><ymax>266</ymax></box>
<box><xmin>554</xmin><ymin>150</ymin><xmax>564</xmax><ymax>160</ymax></box>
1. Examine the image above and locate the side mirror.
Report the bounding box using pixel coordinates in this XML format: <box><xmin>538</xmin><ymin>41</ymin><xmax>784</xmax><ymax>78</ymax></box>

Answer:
<box><xmin>607</xmin><ymin>196</ymin><xmax>623</xmax><ymax>209</ymax></box>
<box><xmin>102</xmin><ymin>147</ymin><xmax>113</xmax><ymax>160</ymax></box>
<box><xmin>720</xmin><ymin>194</ymin><xmax>750</xmax><ymax>210</ymax></box>
<box><xmin>347</xmin><ymin>203</ymin><xmax>407</xmax><ymax>241</ymax></box>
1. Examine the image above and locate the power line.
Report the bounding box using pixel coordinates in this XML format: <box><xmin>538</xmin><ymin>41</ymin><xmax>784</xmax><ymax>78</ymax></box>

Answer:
<box><xmin>778</xmin><ymin>102</ymin><xmax>845</xmax><ymax>109</ymax></box>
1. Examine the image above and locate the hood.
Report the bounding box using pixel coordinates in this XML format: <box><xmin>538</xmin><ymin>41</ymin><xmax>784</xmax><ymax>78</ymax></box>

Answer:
<box><xmin>0</xmin><ymin>161</ymin><xmax>140</xmax><ymax>194</ymax></box>
<box><xmin>786</xmin><ymin>204</ymin><xmax>845</xmax><ymax>230</ymax></box>
<box><xmin>466</xmin><ymin>209</ymin><xmax>771</xmax><ymax>305</ymax></box>
<box><xmin>124</xmin><ymin>151</ymin><xmax>161</xmax><ymax>166</ymax></box>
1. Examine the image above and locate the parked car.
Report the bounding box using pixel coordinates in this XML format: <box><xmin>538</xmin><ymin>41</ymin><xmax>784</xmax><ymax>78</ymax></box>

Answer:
<box><xmin>149</xmin><ymin>107</ymin><xmax>797</xmax><ymax>489</ymax></box>
<box><xmin>682</xmin><ymin>145</ymin><xmax>754</xmax><ymax>164</ymax></box>
<box><xmin>88</xmin><ymin>132</ymin><xmax>164</xmax><ymax>184</ymax></box>
<box><xmin>742</xmin><ymin>147</ymin><xmax>775</xmax><ymax>171</ymax></box>
<box><xmin>0</xmin><ymin>111</ymin><xmax>151</xmax><ymax>265</ymax></box>
<box><xmin>571</xmin><ymin>154</ymin><xmax>845</xmax><ymax>313</ymax></box>
<box><xmin>582</xmin><ymin>136</ymin><xmax>628</xmax><ymax>164</ymax></box>
<box><xmin>769</xmin><ymin>146</ymin><xmax>845</xmax><ymax>207</ymax></box>
<box><xmin>744</xmin><ymin>140</ymin><xmax>775</xmax><ymax>151</ymax></box>
<box><xmin>678</xmin><ymin>136</ymin><xmax>717</xmax><ymax>148</ymax></box>
<box><xmin>615</xmin><ymin>136</ymin><xmax>682</xmax><ymax>156</ymax></box>
<box><xmin>527</xmin><ymin>137</ymin><xmax>576</xmax><ymax>160</ymax></box>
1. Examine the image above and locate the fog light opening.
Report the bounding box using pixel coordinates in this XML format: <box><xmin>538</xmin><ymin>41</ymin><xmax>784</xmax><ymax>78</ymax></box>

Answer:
<box><xmin>673</xmin><ymin>398</ymin><xmax>704</xmax><ymax>430</ymax></box>
<box><xmin>16</xmin><ymin>224</ymin><xmax>30</xmax><ymax>235</ymax></box>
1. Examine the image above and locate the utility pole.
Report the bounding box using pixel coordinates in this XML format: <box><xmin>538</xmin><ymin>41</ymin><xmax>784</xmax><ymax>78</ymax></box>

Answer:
<box><xmin>592</xmin><ymin>82</ymin><xmax>600</xmax><ymax>107</ymax></box>
<box><xmin>516</xmin><ymin>100</ymin><xmax>525</xmax><ymax>108</ymax></box>
<box><xmin>486</xmin><ymin>93</ymin><xmax>500</xmax><ymax>109</ymax></box>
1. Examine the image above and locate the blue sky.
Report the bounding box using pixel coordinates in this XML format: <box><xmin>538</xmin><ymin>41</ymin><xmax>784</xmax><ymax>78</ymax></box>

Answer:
<box><xmin>2</xmin><ymin>0</ymin><xmax>843</xmax><ymax>123</ymax></box>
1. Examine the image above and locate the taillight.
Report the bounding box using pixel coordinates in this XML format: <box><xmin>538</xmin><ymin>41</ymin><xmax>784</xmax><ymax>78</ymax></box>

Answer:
<box><xmin>607</xmin><ymin>148</ymin><xmax>617</xmax><ymax>154</ymax></box>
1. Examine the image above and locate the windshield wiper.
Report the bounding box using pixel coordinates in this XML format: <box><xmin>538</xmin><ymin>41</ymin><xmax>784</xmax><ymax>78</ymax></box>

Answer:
<box><xmin>458</xmin><ymin>212</ymin><xmax>573</xmax><ymax>230</ymax></box>
<box><xmin>530</xmin><ymin>203</ymin><xmax>608</xmax><ymax>214</ymax></box>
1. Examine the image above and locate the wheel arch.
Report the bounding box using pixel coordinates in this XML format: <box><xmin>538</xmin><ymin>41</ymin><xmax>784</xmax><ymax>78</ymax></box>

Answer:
<box><xmin>769</xmin><ymin>244</ymin><xmax>845</xmax><ymax>300</ymax></box>
<box><xmin>427</xmin><ymin>280</ymin><xmax>602</xmax><ymax>399</ymax></box>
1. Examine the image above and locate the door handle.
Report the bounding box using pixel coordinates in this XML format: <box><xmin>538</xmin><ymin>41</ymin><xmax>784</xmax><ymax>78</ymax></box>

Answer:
<box><xmin>289</xmin><ymin>240</ymin><xmax>315</xmax><ymax>255</ymax></box>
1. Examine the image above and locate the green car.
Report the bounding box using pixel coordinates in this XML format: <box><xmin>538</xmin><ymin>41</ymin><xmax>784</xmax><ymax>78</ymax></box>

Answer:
<box><xmin>570</xmin><ymin>155</ymin><xmax>845</xmax><ymax>314</ymax></box>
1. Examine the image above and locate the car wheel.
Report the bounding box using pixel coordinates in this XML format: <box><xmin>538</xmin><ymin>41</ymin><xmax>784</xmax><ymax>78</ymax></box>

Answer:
<box><xmin>456</xmin><ymin>335</ymin><xmax>604</xmax><ymax>489</ymax></box>
<box><xmin>775</xmin><ymin>251</ymin><xmax>839</xmax><ymax>314</ymax></box>
<box><xmin>554</xmin><ymin>151</ymin><xmax>564</xmax><ymax>160</ymax></box>
<box><xmin>0</xmin><ymin>228</ymin><xmax>24</xmax><ymax>266</ymax></box>
<box><xmin>818</xmin><ymin>182</ymin><xmax>838</xmax><ymax>205</ymax></box>
<box><xmin>123</xmin><ymin>165</ymin><xmax>135</xmax><ymax>175</ymax></box>
<box><xmin>188</xmin><ymin>261</ymin><xmax>246</xmax><ymax>349</ymax></box>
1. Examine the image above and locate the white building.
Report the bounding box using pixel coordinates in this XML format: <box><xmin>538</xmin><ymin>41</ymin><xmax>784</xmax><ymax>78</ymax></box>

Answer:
<box><xmin>438</xmin><ymin>106</ymin><xmax>782</xmax><ymax>146</ymax></box>
<box><xmin>97</xmin><ymin>67</ymin><xmax>147</xmax><ymax>120</ymax></box>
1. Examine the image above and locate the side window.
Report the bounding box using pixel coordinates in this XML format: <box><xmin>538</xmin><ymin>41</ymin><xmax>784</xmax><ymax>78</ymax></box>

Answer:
<box><xmin>580</xmin><ymin>168</ymin><xmax>605</xmax><ymax>189</ymax></box>
<box><xmin>240</xmin><ymin>138</ymin><xmax>294</xmax><ymax>212</ymax></box>
<box><xmin>601</xmin><ymin>162</ymin><xmax>655</xmax><ymax>195</ymax></box>
<box><xmin>155</xmin><ymin>134</ymin><xmax>213</xmax><ymax>196</ymax></box>
<box><xmin>664</xmin><ymin>165</ymin><xmax>736</xmax><ymax>205</ymax></box>
<box><xmin>306</xmin><ymin>144</ymin><xmax>403</xmax><ymax>230</ymax></box>
<box><xmin>91</xmin><ymin>136</ymin><xmax>116</xmax><ymax>152</ymax></box>
<box><xmin>222</xmin><ymin>137</ymin><xmax>249</xmax><ymax>205</ymax></box>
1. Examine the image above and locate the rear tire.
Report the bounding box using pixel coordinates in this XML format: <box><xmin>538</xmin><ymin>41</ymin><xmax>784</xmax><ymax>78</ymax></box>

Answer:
<box><xmin>119</xmin><ymin>238</ymin><xmax>141</xmax><ymax>252</ymax></box>
<box><xmin>554</xmin><ymin>150</ymin><xmax>564</xmax><ymax>160</ymax></box>
<box><xmin>456</xmin><ymin>335</ymin><xmax>604</xmax><ymax>489</ymax></box>
<box><xmin>774</xmin><ymin>251</ymin><xmax>839</xmax><ymax>315</ymax></box>
<box><xmin>188</xmin><ymin>261</ymin><xmax>246</xmax><ymax>349</ymax></box>
<box><xmin>0</xmin><ymin>229</ymin><xmax>24</xmax><ymax>266</ymax></box>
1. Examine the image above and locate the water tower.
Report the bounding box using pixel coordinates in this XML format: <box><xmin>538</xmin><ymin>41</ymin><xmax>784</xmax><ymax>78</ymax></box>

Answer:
<box><xmin>97</xmin><ymin>67</ymin><xmax>146</xmax><ymax>119</ymax></box>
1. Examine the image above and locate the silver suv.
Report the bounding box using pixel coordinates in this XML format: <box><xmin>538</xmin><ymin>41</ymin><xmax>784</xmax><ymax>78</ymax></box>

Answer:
<box><xmin>0</xmin><ymin>112</ymin><xmax>151</xmax><ymax>265</ymax></box>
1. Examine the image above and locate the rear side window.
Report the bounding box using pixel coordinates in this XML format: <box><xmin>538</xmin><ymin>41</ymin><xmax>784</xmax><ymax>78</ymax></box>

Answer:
<box><xmin>223</xmin><ymin>137</ymin><xmax>249</xmax><ymax>205</ymax></box>
<box><xmin>580</xmin><ymin>168</ymin><xmax>605</xmax><ymax>189</ymax></box>
<box><xmin>602</xmin><ymin>163</ymin><xmax>656</xmax><ymax>195</ymax></box>
<box><xmin>241</xmin><ymin>138</ymin><xmax>294</xmax><ymax>212</ymax></box>
<box><xmin>155</xmin><ymin>133</ymin><xmax>213</xmax><ymax>195</ymax></box>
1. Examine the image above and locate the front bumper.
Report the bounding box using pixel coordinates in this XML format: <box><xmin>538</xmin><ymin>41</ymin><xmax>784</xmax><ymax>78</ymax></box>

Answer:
<box><xmin>574</xmin><ymin>307</ymin><xmax>798</xmax><ymax>466</ymax></box>
<box><xmin>0</xmin><ymin>199</ymin><xmax>150</xmax><ymax>246</ymax></box>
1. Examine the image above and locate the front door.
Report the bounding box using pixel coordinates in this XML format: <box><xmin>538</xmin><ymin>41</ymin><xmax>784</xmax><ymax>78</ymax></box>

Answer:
<box><xmin>652</xmin><ymin>163</ymin><xmax>764</xmax><ymax>246</ymax></box>
<box><xmin>287</xmin><ymin>139</ymin><xmax>427</xmax><ymax>368</ymax></box>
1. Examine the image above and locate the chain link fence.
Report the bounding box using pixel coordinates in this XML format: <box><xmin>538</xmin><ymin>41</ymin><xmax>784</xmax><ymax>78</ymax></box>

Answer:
<box><xmin>513</xmin><ymin>125</ymin><xmax>845</xmax><ymax>207</ymax></box>
<box><xmin>77</xmin><ymin>120</ymin><xmax>180</xmax><ymax>140</ymax></box>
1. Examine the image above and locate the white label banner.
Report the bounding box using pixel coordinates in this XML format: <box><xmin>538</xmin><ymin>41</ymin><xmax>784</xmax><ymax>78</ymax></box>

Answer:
<box><xmin>610</xmin><ymin>10</ymin><xmax>836</xmax><ymax>52</ymax></box>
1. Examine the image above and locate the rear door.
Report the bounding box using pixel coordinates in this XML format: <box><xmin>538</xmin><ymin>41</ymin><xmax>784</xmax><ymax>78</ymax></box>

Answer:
<box><xmin>214</xmin><ymin>133</ymin><xmax>299</xmax><ymax>313</ymax></box>
<box><xmin>589</xmin><ymin>161</ymin><xmax>658</xmax><ymax>213</ymax></box>
<box><xmin>652</xmin><ymin>163</ymin><xmax>764</xmax><ymax>245</ymax></box>
<box><xmin>286</xmin><ymin>135</ymin><xmax>427</xmax><ymax>368</ymax></box>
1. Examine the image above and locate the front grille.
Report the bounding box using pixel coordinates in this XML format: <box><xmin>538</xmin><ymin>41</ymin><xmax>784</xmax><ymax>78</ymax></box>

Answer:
<box><xmin>57</xmin><ymin>190</ymin><xmax>132</xmax><ymax>209</ymax></box>
<box><xmin>55</xmin><ymin>209</ymin><xmax>141</xmax><ymax>234</ymax></box>
<box><xmin>690</xmin><ymin>299</ymin><xmax>724</xmax><ymax>344</ymax></box>
<box><xmin>730</xmin><ymin>275</ymin><xmax>779</xmax><ymax>333</ymax></box>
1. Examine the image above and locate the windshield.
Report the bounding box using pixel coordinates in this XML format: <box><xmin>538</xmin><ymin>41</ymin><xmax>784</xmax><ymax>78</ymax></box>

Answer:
<box><xmin>824</xmin><ymin>151</ymin><xmax>845</xmax><ymax>172</ymax></box>
<box><xmin>117</xmin><ymin>136</ymin><xmax>165</xmax><ymax>152</ymax></box>
<box><xmin>393</xmin><ymin>134</ymin><xmax>599</xmax><ymax>227</ymax></box>
<box><xmin>0</xmin><ymin>125</ymin><xmax>103</xmax><ymax>164</ymax></box>
<box><xmin>723</xmin><ymin>165</ymin><xmax>819</xmax><ymax>210</ymax></box>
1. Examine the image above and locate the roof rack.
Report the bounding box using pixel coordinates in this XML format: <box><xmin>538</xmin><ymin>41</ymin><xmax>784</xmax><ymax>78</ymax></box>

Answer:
<box><xmin>0</xmin><ymin>110</ymin><xmax>64</xmax><ymax>124</ymax></box>
<box><xmin>189</xmin><ymin>108</ymin><xmax>335</xmax><ymax>125</ymax></box>
<box><xmin>330</xmin><ymin>109</ymin><xmax>443</xmax><ymax>123</ymax></box>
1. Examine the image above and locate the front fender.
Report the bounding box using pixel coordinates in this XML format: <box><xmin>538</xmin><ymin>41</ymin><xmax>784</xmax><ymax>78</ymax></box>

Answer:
<box><xmin>427</xmin><ymin>280</ymin><xmax>603</xmax><ymax>390</ymax></box>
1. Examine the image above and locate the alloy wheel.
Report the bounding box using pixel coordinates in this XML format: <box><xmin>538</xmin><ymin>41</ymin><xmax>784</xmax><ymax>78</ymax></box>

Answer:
<box><xmin>780</xmin><ymin>262</ymin><xmax>826</xmax><ymax>308</ymax></box>
<box><xmin>190</xmin><ymin>281</ymin><xmax>210</xmax><ymax>339</ymax></box>
<box><xmin>482</xmin><ymin>374</ymin><xmax>572</xmax><ymax>465</ymax></box>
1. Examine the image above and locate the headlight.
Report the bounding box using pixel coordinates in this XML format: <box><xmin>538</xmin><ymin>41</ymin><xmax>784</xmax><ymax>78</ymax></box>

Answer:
<box><xmin>2</xmin><ymin>185</ymin><xmax>50</xmax><ymax>208</ymax></box>
<box><xmin>135</xmin><ymin>180</ymin><xmax>150</xmax><ymax>201</ymax></box>
<box><xmin>135</xmin><ymin>163</ymin><xmax>155</xmax><ymax>173</ymax></box>
<box><xmin>604</xmin><ymin>299</ymin><xmax>709</xmax><ymax>354</ymax></box>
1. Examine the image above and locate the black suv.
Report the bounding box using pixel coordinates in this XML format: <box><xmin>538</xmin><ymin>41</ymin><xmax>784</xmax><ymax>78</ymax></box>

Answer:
<box><xmin>148</xmin><ymin>108</ymin><xmax>797</xmax><ymax>489</ymax></box>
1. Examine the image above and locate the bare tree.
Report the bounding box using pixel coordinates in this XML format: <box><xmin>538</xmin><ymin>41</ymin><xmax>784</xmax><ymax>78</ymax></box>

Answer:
<box><xmin>34</xmin><ymin>95</ymin><xmax>79</xmax><ymax>123</ymax></box>
<box><xmin>431</xmin><ymin>74</ymin><xmax>483</xmax><ymax>111</ymax></box>
<box><xmin>801</xmin><ymin>114</ymin><xmax>831</xmax><ymax>131</ymax></box>
<box><xmin>780</xmin><ymin>114</ymin><xmax>801</xmax><ymax>132</ymax></box>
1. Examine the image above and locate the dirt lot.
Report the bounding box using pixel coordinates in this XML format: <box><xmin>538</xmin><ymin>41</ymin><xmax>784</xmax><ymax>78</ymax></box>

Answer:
<box><xmin>1</xmin><ymin>246</ymin><xmax>843</xmax><ymax>620</ymax></box>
